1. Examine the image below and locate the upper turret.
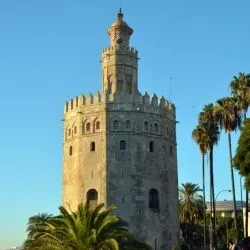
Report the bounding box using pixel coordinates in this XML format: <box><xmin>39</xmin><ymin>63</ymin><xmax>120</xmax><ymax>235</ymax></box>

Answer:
<box><xmin>101</xmin><ymin>10</ymin><xmax>138</xmax><ymax>95</ymax></box>
<box><xmin>108</xmin><ymin>8</ymin><xmax>133</xmax><ymax>48</ymax></box>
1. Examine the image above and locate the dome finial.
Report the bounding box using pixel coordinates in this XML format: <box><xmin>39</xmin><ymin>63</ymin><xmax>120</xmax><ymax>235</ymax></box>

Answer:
<box><xmin>118</xmin><ymin>8</ymin><xmax>123</xmax><ymax>21</ymax></box>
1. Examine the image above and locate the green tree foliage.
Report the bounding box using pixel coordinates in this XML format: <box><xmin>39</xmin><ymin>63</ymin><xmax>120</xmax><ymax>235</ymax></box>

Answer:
<box><xmin>179</xmin><ymin>183</ymin><xmax>204</xmax><ymax>248</ymax></box>
<box><xmin>215</xmin><ymin>216</ymin><xmax>244</xmax><ymax>250</ymax></box>
<box><xmin>199</xmin><ymin>103</ymin><xmax>220</xmax><ymax>249</ymax></box>
<box><xmin>233</xmin><ymin>118</ymin><xmax>250</xmax><ymax>189</ymax></box>
<box><xmin>192</xmin><ymin>124</ymin><xmax>209</xmax><ymax>249</ymax></box>
<box><xmin>213</xmin><ymin>97</ymin><xmax>242</xmax><ymax>240</ymax></box>
<box><xmin>230</xmin><ymin>72</ymin><xmax>250</xmax><ymax>118</ymax></box>
<box><xmin>23</xmin><ymin>203</ymin><xmax>151</xmax><ymax>250</ymax></box>
<box><xmin>230</xmin><ymin>72</ymin><xmax>250</xmax><ymax>238</ymax></box>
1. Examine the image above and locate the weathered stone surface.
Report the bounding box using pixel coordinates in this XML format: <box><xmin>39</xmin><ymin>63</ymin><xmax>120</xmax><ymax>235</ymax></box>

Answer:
<box><xmin>63</xmin><ymin>10</ymin><xmax>180</xmax><ymax>250</ymax></box>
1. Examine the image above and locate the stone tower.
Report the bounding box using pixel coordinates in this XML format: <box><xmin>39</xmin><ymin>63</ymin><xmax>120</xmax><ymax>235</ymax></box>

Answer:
<box><xmin>63</xmin><ymin>10</ymin><xmax>180</xmax><ymax>249</ymax></box>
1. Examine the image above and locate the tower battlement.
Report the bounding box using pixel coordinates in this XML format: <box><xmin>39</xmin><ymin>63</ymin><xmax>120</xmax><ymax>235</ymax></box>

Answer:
<box><xmin>64</xmin><ymin>91</ymin><xmax>102</xmax><ymax>113</ymax></box>
<box><xmin>102</xmin><ymin>46</ymin><xmax>138</xmax><ymax>57</ymax></box>
<box><xmin>64</xmin><ymin>91</ymin><xmax>175</xmax><ymax>117</ymax></box>
<box><xmin>141</xmin><ymin>92</ymin><xmax>175</xmax><ymax>114</ymax></box>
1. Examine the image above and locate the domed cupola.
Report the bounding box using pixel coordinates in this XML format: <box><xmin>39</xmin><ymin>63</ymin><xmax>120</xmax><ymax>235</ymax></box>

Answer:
<box><xmin>108</xmin><ymin>9</ymin><xmax>133</xmax><ymax>48</ymax></box>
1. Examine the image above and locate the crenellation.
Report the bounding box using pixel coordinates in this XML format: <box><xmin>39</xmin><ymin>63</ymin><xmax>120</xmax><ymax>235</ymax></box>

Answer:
<box><xmin>79</xmin><ymin>94</ymin><xmax>86</xmax><ymax>105</ymax></box>
<box><xmin>64</xmin><ymin>91</ymin><xmax>175</xmax><ymax>117</ymax></box>
<box><xmin>151</xmin><ymin>93</ymin><xmax>158</xmax><ymax>106</ymax></box>
<box><xmin>64</xmin><ymin>102</ymin><xmax>68</xmax><ymax>113</ymax></box>
<box><xmin>159</xmin><ymin>96</ymin><xmax>166</xmax><ymax>107</ymax></box>
<box><xmin>86</xmin><ymin>93</ymin><xmax>93</xmax><ymax>104</ymax></box>
<box><xmin>74</xmin><ymin>96</ymin><xmax>78</xmax><ymax>108</ymax></box>
<box><xmin>140</xmin><ymin>92</ymin><xmax>175</xmax><ymax>116</ymax></box>
<box><xmin>142</xmin><ymin>92</ymin><xmax>150</xmax><ymax>104</ymax></box>
<box><xmin>94</xmin><ymin>91</ymin><xmax>101</xmax><ymax>103</ymax></box>
<box><xmin>102</xmin><ymin>46</ymin><xmax>137</xmax><ymax>57</ymax></box>
<box><xmin>65</xmin><ymin>93</ymin><xmax>103</xmax><ymax>114</ymax></box>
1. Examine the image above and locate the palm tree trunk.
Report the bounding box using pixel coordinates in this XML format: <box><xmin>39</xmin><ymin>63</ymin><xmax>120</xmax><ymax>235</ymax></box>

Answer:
<box><xmin>210</xmin><ymin>187</ymin><xmax>213</xmax><ymax>250</ymax></box>
<box><xmin>244</xmin><ymin>112</ymin><xmax>249</xmax><ymax>238</ymax></box>
<box><xmin>228</xmin><ymin>133</ymin><xmax>238</xmax><ymax>242</ymax></box>
<box><xmin>210</xmin><ymin>147</ymin><xmax>217</xmax><ymax>249</ymax></box>
<box><xmin>202</xmin><ymin>153</ymin><xmax>207</xmax><ymax>250</ymax></box>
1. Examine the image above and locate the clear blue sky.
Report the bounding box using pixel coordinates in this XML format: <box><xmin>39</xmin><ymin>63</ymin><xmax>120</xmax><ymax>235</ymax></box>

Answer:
<box><xmin>0</xmin><ymin>1</ymin><xmax>249</xmax><ymax>248</ymax></box>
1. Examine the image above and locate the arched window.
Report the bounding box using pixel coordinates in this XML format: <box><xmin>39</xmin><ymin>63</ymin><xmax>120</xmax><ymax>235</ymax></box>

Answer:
<box><xmin>74</xmin><ymin>126</ymin><xmax>77</xmax><ymax>134</ymax></box>
<box><xmin>90</xmin><ymin>142</ymin><xmax>95</xmax><ymax>152</ymax></box>
<box><xmin>96</xmin><ymin>121</ymin><xmax>100</xmax><ymax>130</ymax></box>
<box><xmin>68</xmin><ymin>128</ymin><xmax>71</xmax><ymax>136</ymax></box>
<box><xmin>144</xmin><ymin>121</ymin><xmax>148</xmax><ymax>131</ymax></box>
<box><xmin>120</xmin><ymin>140</ymin><xmax>126</xmax><ymax>150</ymax></box>
<box><xmin>149</xmin><ymin>141</ymin><xmax>154</xmax><ymax>152</ymax></box>
<box><xmin>69</xmin><ymin>146</ymin><xmax>73</xmax><ymax>156</ymax></box>
<box><xmin>87</xmin><ymin>189</ymin><xmax>98</xmax><ymax>209</ymax></box>
<box><xmin>149</xmin><ymin>188</ymin><xmax>159</xmax><ymax>210</ymax></box>
<box><xmin>86</xmin><ymin>122</ymin><xmax>91</xmax><ymax>131</ymax></box>
<box><xmin>154</xmin><ymin>123</ymin><xmax>159</xmax><ymax>133</ymax></box>
<box><xmin>126</xmin><ymin>120</ymin><xmax>131</xmax><ymax>129</ymax></box>
<box><xmin>113</xmin><ymin>120</ymin><xmax>118</xmax><ymax>129</ymax></box>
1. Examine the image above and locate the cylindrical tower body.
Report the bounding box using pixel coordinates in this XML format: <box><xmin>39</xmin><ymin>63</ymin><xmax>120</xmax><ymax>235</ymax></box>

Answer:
<box><xmin>62</xmin><ymin>11</ymin><xmax>180</xmax><ymax>249</ymax></box>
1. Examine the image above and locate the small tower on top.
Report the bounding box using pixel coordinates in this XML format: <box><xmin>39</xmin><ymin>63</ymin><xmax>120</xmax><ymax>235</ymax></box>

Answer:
<box><xmin>108</xmin><ymin>8</ymin><xmax>133</xmax><ymax>48</ymax></box>
<box><xmin>102</xmin><ymin>10</ymin><xmax>138</xmax><ymax>95</ymax></box>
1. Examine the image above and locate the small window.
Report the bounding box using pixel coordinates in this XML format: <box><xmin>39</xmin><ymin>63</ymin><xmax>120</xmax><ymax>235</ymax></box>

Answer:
<box><xmin>86</xmin><ymin>122</ymin><xmax>91</xmax><ymax>131</ymax></box>
<box><xmin>68</xmin><ymin>128</ymin><xmax>71</xmax><ymax>136</ymax></box>
<box><xmin>120</xmin><ymin>140</ymin><xmax>126</xmax><ymax>150</ymax></box>
<box><xmin>149</xmin><ymin>141</ymin><xmax>154</xmax><ymax>152</ymax></box>
<box><xmin>126</xmin><ymin>120</ymin><xmax>131</xmax><ymax>129</ymax></box>
<box><xmin>170</xmin><ymin>145</ymin><xmax>173</xmax><ymax>157</ymax></box>
<box><xmin>87</xmin><ymin>189</ymin><xmax>98</xmax><ymax>201</ymax></box>
<box><xmin>154</xmin><ymin>123</ymin><xmax>158</xmax><ymax>133</ymax></box>
<box><xmin>113</xmin><ymin>120</ymin><xmax>118</xmax><ymax>129</ymax></box>
<box><xmin>87</xmin><ymin>189</ymin><xmax>98</xmax><ymax>209</ymax></box>
<box><xmin>90</xmin><ymin>142</ymin><xmax>95</xmax><ymax>152</ymax></box>
<box><xmin>69</xmin><ymin>146</ymin><xmax>73</xmax><ymax>156</ymax></box>
<box><xmin>144</xmin><ymin>121</ymin><xmax>148</xmax><ymax>131</ymax></box>
<box><xmin>149</xmin><ymin>188</ymin><xmax>159</xmax><ymax>210</ymax></box>
<box><xmin>96</xmin><ymin>121</ymin><xmax>100</xmax><ymax>130</ymax></box>
<box><xmin>74</xmin><ymin>126</ymin><xmax>77</xmax><ymax>134</ymax></box>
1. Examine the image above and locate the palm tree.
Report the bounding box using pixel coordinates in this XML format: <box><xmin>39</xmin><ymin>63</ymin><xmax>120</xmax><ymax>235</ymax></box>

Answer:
<box><xmin>192</xmin><ymin>124</ymin><xmax>209</xmax><ymax>249</ymax></box>
<box><xmin>213</xmin><ymin>97</ymin><xmax>241</xmax><ymax>241</ymax></box>
<box><xmin>179</xmin><ymin>182</ymin><xmax>204</xmax><ymax>248</ymax></box>
<box><xmin>230</xmin><ymin>72</ymin><xmax>250</xmax><ymax>237</ymax></box>
<box><xmin>24</xmin><ymin>213</ymin><xmax>60</xmax><ymax>250</ymax></box>
<box><xmin>24</xmin><ymin>203</ymin><xmax>151</xmax><ymax>250</ymax></box>
<box><xmin>199</xmin><ymin>103</ymin><xmax>220</xmax><ymax>250</ymax></box>
<box><xmin>230</xmin><ymin>72</ymin><xmax>250</xmax><ymax>120</ymax></box>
